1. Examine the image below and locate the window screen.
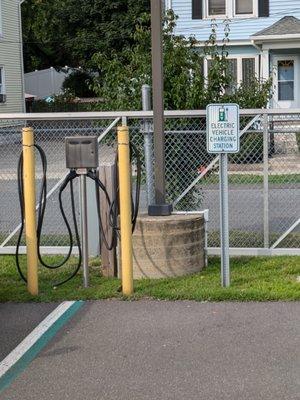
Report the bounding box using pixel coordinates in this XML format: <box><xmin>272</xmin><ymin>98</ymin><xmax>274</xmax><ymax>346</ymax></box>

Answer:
<box><xmin>208</xmin><ymin>0</ymin><xmax>226</xmax><ymax>15</ymax></box>
<box><xmin>236</xmin><ymin>0</ymin><xmax>253</xmax><ymax>14</ymax></box>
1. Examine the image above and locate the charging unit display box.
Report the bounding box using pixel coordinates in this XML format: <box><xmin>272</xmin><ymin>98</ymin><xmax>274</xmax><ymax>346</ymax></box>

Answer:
<box><xmin>65</xmin><ymin>136</ymin><xmax>99</xmax><ymax>169</ymax></box>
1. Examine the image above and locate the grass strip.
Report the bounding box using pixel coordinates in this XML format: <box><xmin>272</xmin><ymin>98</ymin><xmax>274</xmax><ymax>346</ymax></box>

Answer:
<box><xmin>0</xmin><ymin>255</ymin><xmax>299</xmax><ymax>302</ymax></box>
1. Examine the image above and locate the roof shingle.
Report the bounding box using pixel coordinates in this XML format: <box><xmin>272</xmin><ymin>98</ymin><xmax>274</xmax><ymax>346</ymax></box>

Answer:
<box><xmin>253</xmin><ymin>16</ymin><xmax>300</xmax><ymax>37</ymax></box>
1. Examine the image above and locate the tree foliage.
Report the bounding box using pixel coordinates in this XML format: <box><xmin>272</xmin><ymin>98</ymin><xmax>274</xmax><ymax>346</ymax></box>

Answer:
<box><xmin>91</xmin><ymin>12</ymin><xmax>272</xmax><ymax>111</ymax></box>
<box><xmin>62</xmin><ymin>70</ymin><xmax>95</xmax><ymax>97</ymax></box>
<box><xmin>22</xmin><ymin>0</ymin><xmax>150</xmax><ymax>72</ymax></box>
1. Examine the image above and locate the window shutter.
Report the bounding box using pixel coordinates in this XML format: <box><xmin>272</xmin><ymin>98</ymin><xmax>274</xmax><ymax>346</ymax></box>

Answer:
<box><xmin>192</xmin><ymin>0</ymin><xmax>203</xmax><ymax>19</ymax></box>
<box><xmin>258</xmin><ymin>0</ymin><xmax>269</xmax><ymax>17</ymax></box>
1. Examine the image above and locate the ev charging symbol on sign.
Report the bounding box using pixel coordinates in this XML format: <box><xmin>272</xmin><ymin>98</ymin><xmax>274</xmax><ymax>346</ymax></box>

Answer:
<box><xmin>206</xmin><ymin>103</ymin><xmax>240</xmax><ymax>288</ymax></box>
<box><xmin>207</xmin><ymin>104</ymin><xmax>239</xmax><ymax>154</ymax></box>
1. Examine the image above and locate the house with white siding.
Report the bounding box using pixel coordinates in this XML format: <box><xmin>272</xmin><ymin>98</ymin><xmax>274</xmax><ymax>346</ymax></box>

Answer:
<box><xmin>170</xmin><ymin>0</ymin><xmax>300</xmax><ymax>108</ymax></box>
<box><xmin>0</xmin><ymin>0</ymin><xmax>25</xmax><ymax>113</ymax></box>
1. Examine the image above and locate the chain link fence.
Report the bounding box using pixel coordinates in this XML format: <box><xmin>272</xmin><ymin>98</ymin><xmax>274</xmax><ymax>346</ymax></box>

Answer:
<box><xmin>0</xmin><ymin>110</ymin><xmax>299</xmax><ymax>254</ymax></box>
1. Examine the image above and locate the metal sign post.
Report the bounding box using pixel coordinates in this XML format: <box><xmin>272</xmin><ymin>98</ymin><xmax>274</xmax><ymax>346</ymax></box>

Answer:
<box><xmin>65</xmin><ymin>136</ymin><xmax>99</xmax><ymax>289</ymax></box>
<box><xmin>79</xmin><ymin>172</ymin><xmax>89</xmax><ymax>288</ymax></box>
<box><xmin>219</xmin><ymin>153</ymin><xmax>230</xmax><ymax>287</ymax></box>
<box><xmin>207</xmin><ymin>104</ymin><xmax>239</xmax><ymax>287</ymax></box>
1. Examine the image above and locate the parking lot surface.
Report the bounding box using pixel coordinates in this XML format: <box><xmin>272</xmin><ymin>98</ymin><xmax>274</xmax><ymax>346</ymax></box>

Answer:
<box><xmin>1</xmin><ymin>300</ymin><xmax>299</xmax><ymax>400</ymax></box>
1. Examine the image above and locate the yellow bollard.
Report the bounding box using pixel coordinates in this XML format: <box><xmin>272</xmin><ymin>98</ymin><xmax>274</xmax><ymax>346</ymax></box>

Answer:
<box><xmin>22</xmin><ymin>127</ymin><xmax>38</xmax><ymax>295</ymax></box>
<box><xmin>117</xmin><ymin>125</ymin><xmax>134</xmax><ymax>296</ymax></box>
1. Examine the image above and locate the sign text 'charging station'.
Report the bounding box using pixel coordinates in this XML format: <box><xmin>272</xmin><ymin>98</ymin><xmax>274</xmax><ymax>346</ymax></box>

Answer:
<box><xmin>207</xmin><ymin>104</ymin><xmax>240</xmax><ymax>154</ymax></box>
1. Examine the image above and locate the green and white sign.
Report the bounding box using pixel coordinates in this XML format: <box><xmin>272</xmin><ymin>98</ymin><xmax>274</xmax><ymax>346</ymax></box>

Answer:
<box><xmin>206</xmin><ymin>103</ymin><xmax>240</xmax><ymax>154</ymax></box>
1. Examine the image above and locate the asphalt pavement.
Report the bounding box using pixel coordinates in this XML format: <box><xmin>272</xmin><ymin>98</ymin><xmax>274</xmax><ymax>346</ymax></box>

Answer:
<box><xmin>1</xmin><ymin>300</ymin><xmax>299</xmax><ymax>400</ymax></box>
<box><xmin>1</xmin><ymin>178</ymin><xmax>300</xmax><ymax>240</ymax></box>
<box><xmin>0</xmin><ymin>302</ymin><xmax>58</xmax><ymax>360</ymax></box>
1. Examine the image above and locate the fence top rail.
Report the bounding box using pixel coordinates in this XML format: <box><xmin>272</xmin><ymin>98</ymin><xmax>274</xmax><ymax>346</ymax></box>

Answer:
<box><xmin>0</xmin><ymin>108</ymin><xmax>299</xmax><ymax>120</ymax></box>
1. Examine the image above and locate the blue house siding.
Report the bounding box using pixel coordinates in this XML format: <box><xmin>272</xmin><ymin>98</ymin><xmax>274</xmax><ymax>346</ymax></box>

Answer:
<box><xmin>172</xmin><ymin>1</ymin><xmax>300</xmax><ymax>108</ymax></box>
<box><xmin>173</xmin><ymin>1</ymin><xmax>300</xmax><ymax>42</ymax></box>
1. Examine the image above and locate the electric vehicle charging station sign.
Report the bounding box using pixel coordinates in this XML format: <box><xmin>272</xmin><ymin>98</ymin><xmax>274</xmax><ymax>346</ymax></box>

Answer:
<box><xmin>206</xmin><ymin>103</ymin><xmax>240</xmax><ymax>288</ymax></box>
<box><xmin>207</xmin><ymin>104</ymin><xmax>239</xmax><ymax>154</ymax></box>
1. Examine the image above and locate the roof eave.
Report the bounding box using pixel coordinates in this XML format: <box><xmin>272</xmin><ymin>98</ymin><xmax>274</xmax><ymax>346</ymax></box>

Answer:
<box><xmin>251</xmin><ymin>33</ymin><xmax>300</xmax><ymax>42</ymax></box>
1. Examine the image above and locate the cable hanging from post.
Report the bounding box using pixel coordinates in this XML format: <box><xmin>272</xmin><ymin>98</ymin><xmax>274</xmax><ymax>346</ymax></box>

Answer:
<box><xmin>106</xmin><ymin>142</ymin><xmax>141</xmax><ymax>235</ymax></box>
<box><xmin>16</xmin><ymin>129</ymin><xmax>142</xmax><ymax>290</ymax></box>
<box><xmin>16</xmin><ymin>145</ymin><xmax>82</xmax><ymax>287</ymax></box>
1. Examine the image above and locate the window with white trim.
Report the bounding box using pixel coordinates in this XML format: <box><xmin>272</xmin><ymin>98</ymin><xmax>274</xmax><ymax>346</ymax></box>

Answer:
<box><xmin>205</xmin><ymin>0</ymin><xmax>257</xmax><ymax>18</ymax></box>
<box><xmin>236</xmin><ymin>0</ymin><xmax>253</xmax><ymax>15</ymax></box>
<box><xmin>277</xmin><ymin>60</ymin><xmax>294</xmax><ymax>101</ymax></box>
<box><xmin>208</xmin><ymin>0</ymin><xmax>226</xmax><ymax>16</ymax></box>
<box><xmin>205</xmin><ymin>56</ymin><xmax>258</xmax><ymax>91</ymax></box>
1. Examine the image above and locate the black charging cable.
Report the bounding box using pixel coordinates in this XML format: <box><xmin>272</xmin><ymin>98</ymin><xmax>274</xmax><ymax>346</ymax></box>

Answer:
<box><xmin>16</xmin><ymin>140</ymin><xmax>142</xmax><ymax>286</ymax></box>
<box><xmin>16</xmin><ymin>145</ymin><xmax>82</xmax><ymax>287</ymax></box>
<box><xmin>107</xmin><ymin>143</ymin><xmax>141</xmax><ymax>234</ymax></box>
<box><xmin>130</xmin><ymin>143</ymin><xmax>141</xmax><ymax>233</ymax></box>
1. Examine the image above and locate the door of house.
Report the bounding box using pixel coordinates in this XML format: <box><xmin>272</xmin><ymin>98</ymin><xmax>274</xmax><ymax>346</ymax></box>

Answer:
<box><xmin>273</xmin><ymin>56</ymin><xmax>299</xmax><ymax>108</ymax></box>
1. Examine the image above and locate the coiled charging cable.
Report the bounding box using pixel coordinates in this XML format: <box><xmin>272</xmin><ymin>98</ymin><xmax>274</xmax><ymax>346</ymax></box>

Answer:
<box><xmin>16</xmin><ymin>145</ymin><xmax>82</xmax><ymax>287</ymax></box>
<box><xmin>16</xmin><ymin>141</ymin><xmax>141</xmax><ymax>286</ymax></box>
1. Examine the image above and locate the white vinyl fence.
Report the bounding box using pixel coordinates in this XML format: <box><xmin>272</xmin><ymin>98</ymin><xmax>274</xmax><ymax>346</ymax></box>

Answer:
<box><xmin>25</xmin><ymin>67</ymin><xmax>68</xmax><ymax>99</ymax></box>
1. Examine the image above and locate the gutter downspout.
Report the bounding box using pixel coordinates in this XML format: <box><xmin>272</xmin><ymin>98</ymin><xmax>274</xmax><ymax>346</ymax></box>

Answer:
<box><xmin>251</xmin><ymin>39</ymin><xmax>272</xmax><ymax>108</ymax></box>
<box><xmin>251</xmin><ymin>40</ymin><xmax>262</xmax><ymax>80</ymax></box>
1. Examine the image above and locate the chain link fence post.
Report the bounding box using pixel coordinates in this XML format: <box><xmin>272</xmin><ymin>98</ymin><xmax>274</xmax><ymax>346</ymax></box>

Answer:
<box><xmin>142</xmin><ymin>84</ymin><xmax>155</xmax><ymax>206</ymax></box>
<box><xmin>263</xmin><ymin>113</ymin><xmax>270</xmax><ymax>248</ymax></box>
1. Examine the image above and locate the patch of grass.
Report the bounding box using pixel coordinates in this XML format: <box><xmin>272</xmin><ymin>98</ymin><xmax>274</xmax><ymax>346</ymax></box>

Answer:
<box><xmin>0</xmin><ymin>256</ymin><xmax>120</xmax><ymax>303</ymax></box>
<box><xmin>0</xmin><ymin>255</ymin><xmax>299</xmax><ymax>302</ymax></box>
<box><xmin>200</xmin><ymin>174</ymin><xmax>300</xmax><ymax>186</ymax></box>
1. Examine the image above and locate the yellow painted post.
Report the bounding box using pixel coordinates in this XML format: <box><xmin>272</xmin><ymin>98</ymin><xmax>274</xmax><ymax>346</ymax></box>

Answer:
<box><xmin>22</xmin><ymin>127</ymin><xmax>38</xmax><ymax>295</ymax></box>
<box><xmin>117</xmin><ymin>125</ymin><xmax>133</xmax><ymax>296</ymax></box>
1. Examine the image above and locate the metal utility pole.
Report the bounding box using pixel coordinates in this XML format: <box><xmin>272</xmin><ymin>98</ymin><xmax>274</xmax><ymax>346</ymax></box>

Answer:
<box><xmin>142</xmin><ymin>84</ymin><xmax>155</xmax><ymax>206</ymax></box>
<box><xmin>149</xmin><ymin>0</ymin><xmax>172</xmax><ymax>216</ymax></box>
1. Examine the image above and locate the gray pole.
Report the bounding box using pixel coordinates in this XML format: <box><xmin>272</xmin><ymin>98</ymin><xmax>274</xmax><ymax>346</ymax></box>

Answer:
<box><xmin>263</xmin><ymin>113</ymin><xmax>269</xmax><ymax>248</ymax></box>
<box><xmin>142</xmin><ymin>84</ymin><xmax>155</xmax><ymax>205</ymax></box>
<box><xmin>86</xmin><ymin>178</ymin><xmax>100</xmax><ymax>256</ymax></box>
<box><xmin>80</xmin><ymin>174</ymin><xmax>89</xmax><ymax>288</ymax></box>
<box><xmin>219</xmin><ymin>153</ymin><xmax>230</xmax><ymax>287</ymax></box>
<box><xmin>150</xmin><ymin>0</ymin><xmax>166</xmax><ymax>205</ymax></box>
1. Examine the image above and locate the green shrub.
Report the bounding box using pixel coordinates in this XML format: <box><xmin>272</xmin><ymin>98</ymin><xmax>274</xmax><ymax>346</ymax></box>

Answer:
<box><xmin>30</xmin><ymin>100</ymin><xmax>93</xmax><ymax>112</ymax></box>
<box><xmin>62</xmin><ymin>71</ymin><xmax>96</xmax><ymax>98</ymax></box>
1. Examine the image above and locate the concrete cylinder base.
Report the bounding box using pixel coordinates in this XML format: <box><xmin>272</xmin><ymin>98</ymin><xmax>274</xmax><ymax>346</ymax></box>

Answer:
<box><xmin>132</xmin><ymin>213</ymin><xmax>205</xmax><ymax>279</ymax></box>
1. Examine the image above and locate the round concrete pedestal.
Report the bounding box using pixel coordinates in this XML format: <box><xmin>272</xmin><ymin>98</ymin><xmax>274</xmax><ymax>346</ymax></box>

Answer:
<box><xmin>132</xmin><ymin>213</ymin><xmax>205</xmax><ymax>279</ymax></box>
